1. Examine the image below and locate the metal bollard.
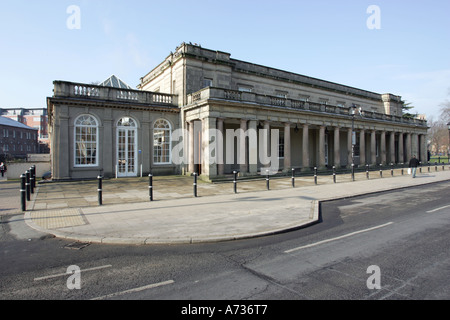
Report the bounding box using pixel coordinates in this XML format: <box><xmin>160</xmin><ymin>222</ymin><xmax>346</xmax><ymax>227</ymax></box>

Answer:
<box><xmin>391</xmin><ymin>163</ymin><xmax>394</xmax><ymax>177</ymax></box>
<box><xmin>20</xmin><ymin>174</ymin><xmax>26</xmax><ymax>211</ymax></box>
<box><xmin>26</xmin><ymin>170</ymin><xmax>31</xmax><ymax>201</ymax></box>
<box><xmin>97</xmin><ymin>175</ymin><xmax>102</xmax><ymax>205</ymax></box>
<box><xmin>333</xmin><ymin>166</ymin><xmax>336</xmax><ymax>183</ymax></box>
<box><xmin>351</xmin><ymin>163</ymin><xmax>355</xmax><ymax>181</ymax></box>
<box><xmin>193</xmin><ymin>172</ymin><xmax>198</xmax><ymax>197</ymax></box>
<box><xmin>314</xmin><ymin>167</ymin><xmax>317</xmax><ymax>185</ymax></box>
<box><xmin>266</xmin><ymin>170</ymin><xmax>270</xmax><ymax>190</ymax></box>
<box><xmin>401</xmin><ymin>163</ymin><xmax>404</xmax><ymax>175</ymax></box>
<box><xmin>366</xmin><ymin>164</ymin><xmax>369</xmax><ymax>179</ymax></box>
<box><xmin>32</xmin><ymin>165</ymin><xmax>36</xmax><ymax>189</ymax></box>
<box><xmin>233</xmin><ymin>171</ymin><xmax>238</xmax><ymax>194</ymax></box>
<box><xmin>291</xmin><ymin>168</ymin><xmax>295</xmax><ymax>188</ymax></box>
<box><xmin>148</xmin><ymin>174</ymin><xmax>153</xmax><ymax>201</ymax></box>
<box><xmin>428</xmin><ymin>163</ymin><xmax>430</xmax><ymax>172</ymax></box>
<box><xmin>30</xmin><ymin>167</ymin><xmax>34</xmax><ymax>194</ymax></box>
<box><xmin>379</xmin><ymin>165</ymin><xmax>383</xmax><ymax>178</ymax></box>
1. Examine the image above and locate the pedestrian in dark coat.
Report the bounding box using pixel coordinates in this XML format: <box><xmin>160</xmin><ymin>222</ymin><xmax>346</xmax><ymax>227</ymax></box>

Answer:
<box><xmin>409</xmin><ymin>155</ymin><xmax>420</xmax><ymax>178</ymax></box>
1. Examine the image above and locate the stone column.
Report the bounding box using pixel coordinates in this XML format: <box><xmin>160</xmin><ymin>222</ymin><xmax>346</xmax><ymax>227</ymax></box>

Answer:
<box><xmin>217</xmin><ymin>118</ymin><xmax>224</xmax><ymax>176</ymax></box>
<box><xmin>318</xmin><ymin>126</ymin><xmax>326</xmax><ymax>169</ymax></box>
<box><xmin>248</xmin><ymin>120</ymin><xmax>258</xmax><ymax>174</ymax></box>
<box><xmin>380</xmin><ymin>131</ymin><xmax>386</xmax><ymax>165</ymax></box>
<box><xmin>347</xmin><ymin>127</ymin><xmax>353</xmax><ymax>168</ymax></box>
<box><xmin>189</xmin><ymin>121</ymin><xmax>195</xmax><ymax>173</ymax></box>
<box><xmin>389</xmin><ymin>131</ymin><xmax>395</xmax><ymax>164</ymax></box>
<box><xmin>264</xmin><ymin>121</ymin><xmax>271</xmax><ymax>157</ymax></box>
<box><xmin>284</xmin><ymin>122</ymin><xmax>291</xmax><ymax>170</ymax></box>
<box><xmin>420</xmin><ymin>134</ymin><xmax>427</xmax><ymax>163</ymax></box>
<box><xmin>398</xmin><ymin>132</ymin><xmax>404</xmax><ymax>164</ymax></box>
<box><xmin>359</xmin><ymin>130</ymin><xmax>366</xmax><ymax>165</ymax></box>
<box><xmin>406</xmin><ymin>133</ymin><xmax>412</xmax><ymax>161</ymax></box>
<box><xmin>302</xmin><ymin>124</ymin><xmax>310</xmax><ymax>170</ymax></box>
<box><xmin>202</xmin><ymin>117</ymin><xmax>218</xmax><ymax>178</ymax></box>
<box><xmin>412</xmin><ymin>133</ymin><xmax>419</xmax><ymax>158</ymax></box>
<box><xmin>334</xmin><ymin>127</ymin><xmax>340</xmax><ymax>168</ymax></box>
<box><xmin>239</xmin><ymin>119</ymin><xmax>248</xmax><ymax>173</ymax></box>
<box><xmin>371</xmin><ymin>130</ymin><xmax>377</xmax><ymax>165</ymax></box>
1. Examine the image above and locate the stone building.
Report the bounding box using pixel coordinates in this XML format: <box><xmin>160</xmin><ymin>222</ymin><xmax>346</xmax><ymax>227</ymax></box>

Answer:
<box><xmin>47</xmin><ymin>43</ymin><xmax>428</xmax><ymax>181</ymax></box>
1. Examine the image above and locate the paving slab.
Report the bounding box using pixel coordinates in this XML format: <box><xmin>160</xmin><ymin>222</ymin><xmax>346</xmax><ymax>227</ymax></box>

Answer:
<box><xmin>22</xmin><ymin>168</ymin><xmax>450</xmax><ymax>245</ymax></box>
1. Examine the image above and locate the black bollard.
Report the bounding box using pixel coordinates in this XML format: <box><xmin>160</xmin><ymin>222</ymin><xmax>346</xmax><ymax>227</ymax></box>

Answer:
<box><xmin>314</xmin><ymin>167</ymin><xmax>317</xmax><ymax>185</ymax></box>
<box><xmin>379</xmin><ymin>165</ymin><xmax>383</xmax><ymax>178</ymax></box>
<box><xmin>20</xmin><ymin>174</ymin><xmax>26</xmax><ymax>211</ymax></box>
<box><xmin>30</xmin><ymin>167</ymin><xmax>34</xmax><ymax>194</ymax></box>
<box><xmin>333</xmin><ymin>166</ymin><xmax>336</xmax><ymax>183</ymax></box>
<box><xmin>435</xmin><ymin>162</ymin><xmax>437</xmax><ymax>171</ymax></box>
<box><xmin>233</xmin><ymin>171</ymin><xmax>238</xmax><ymax>194</ymax></box>
<box><xmin>391</xmin><ymin>163</ymin><xmax>394</xmax><ymax>177</ymax></box>
<box><xmin>97</xmin><ymin>175</ymin><xmax>102</xmax><ymax>205</ymax></box>
<box><xmin>351</xmin><ymin>163</ymin><xmax>355</xmax><ymax>181</ymax></box>
<box><xmin>26</xmin><ymin>170</ymin><xmax>31</xmax><ymax>201</ymax></box>
<box><xmin>32</xmin><ymin>165</ymin><xmax>36</xmax><ymax>189</ymax></box>
<box><xmin>193</xmin><ymin>172</ymin><xmax>198</xmax><ymax>197</ymax></box>
<box><xmin>291</xmin><ymin>168</ymin><xmax>295</xmax><ymax>188</ymax></box>
<box><xmin>148</xmin><ymin>174</ymin><xmax>153</xmax><ymax>201</ymax></box>
<box><xmin>366</xmin><ymin>164</ymin><xmax>369</xmax><ymax>179</ymax></box>
<box><xmin>266</xmin><ymin>170</ymin><xmax>270</xmax><ymax>190</ymax></box>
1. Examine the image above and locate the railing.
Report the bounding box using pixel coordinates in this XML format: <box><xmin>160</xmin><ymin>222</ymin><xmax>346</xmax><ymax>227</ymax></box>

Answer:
<box><xmin>53</xmin><ymin>81</ymin><xmax>177</xmax><ymax>106</ymax></box>
<box><xmin>187</xmin><ymin>87</ymin><xmax>428</xmax><ymax>127</ymax></box>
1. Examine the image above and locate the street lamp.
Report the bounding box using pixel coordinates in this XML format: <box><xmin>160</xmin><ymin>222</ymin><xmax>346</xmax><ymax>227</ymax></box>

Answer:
<box><xmin>351</xmin><ymin>104</ymin><xmax>357</xmax><ymax>180</ymax></box>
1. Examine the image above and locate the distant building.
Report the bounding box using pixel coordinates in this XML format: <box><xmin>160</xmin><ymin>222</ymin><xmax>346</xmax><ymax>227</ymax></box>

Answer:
<box><xmin>0</xmin><ymin>116</ymin><xmax>39</xmax><ymax>160</ymax></box>
<box><xmin>47</xmin><ymin>43</ymin><xmax>428</xmax><ymax>181</ymax></box>
<box><xmin>0</xmin><ymin>108</ymin><xmax>49</xmax><ymax>153</ymax></box>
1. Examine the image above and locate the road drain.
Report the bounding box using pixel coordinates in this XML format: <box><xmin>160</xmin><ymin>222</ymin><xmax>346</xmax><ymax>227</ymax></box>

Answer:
<box><xmin>64</xmin><ymin>241</ymin><xmax>90</xmax><ymax>250</ymax></box>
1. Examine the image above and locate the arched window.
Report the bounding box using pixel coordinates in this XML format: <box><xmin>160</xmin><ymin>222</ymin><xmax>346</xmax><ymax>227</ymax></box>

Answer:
<box><xmin>74</xmin><ymin>114</ymin><xmax>98</xmax><ymax>166</ymax></box>
<box><xmin>153</xmin><ymin>119</ymin><xmax>171</xmax><ymax>164</ymax></box>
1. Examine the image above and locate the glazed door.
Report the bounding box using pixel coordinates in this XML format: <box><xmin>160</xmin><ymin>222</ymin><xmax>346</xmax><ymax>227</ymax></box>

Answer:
<box><xmin>117</xmin><ymin>127</ymin><xmax>137</xmax><ymax>177</ymax></box>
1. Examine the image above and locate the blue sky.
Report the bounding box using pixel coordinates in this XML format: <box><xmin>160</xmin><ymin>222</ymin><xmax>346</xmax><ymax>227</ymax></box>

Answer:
<box><xmin>1</xmin><ymin>0</ymin><xmax>449</xmax><ymax>119</ymax></box>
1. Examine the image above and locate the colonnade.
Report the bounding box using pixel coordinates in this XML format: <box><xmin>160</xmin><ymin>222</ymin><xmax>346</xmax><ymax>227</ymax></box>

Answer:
<box><xmin>187</xmin><ymin>118</ymin><xmax>427</xmax><ymax>177</ymax></box>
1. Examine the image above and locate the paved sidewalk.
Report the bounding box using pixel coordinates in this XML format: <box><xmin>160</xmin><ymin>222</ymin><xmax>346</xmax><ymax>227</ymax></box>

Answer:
<box><xmin>23</xmin><ymin>167</ymin><xmax>450</xmax><ymax>245</ymax></box>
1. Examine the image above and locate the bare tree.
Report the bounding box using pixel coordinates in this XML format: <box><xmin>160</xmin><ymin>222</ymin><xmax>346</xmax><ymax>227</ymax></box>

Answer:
<box><xmin>440</xmin><ymin>100</ymin><xmax>450</xmax><ymax>123</ymax></box>
<box><xmin>427</xmin><ymin>116</ymin><xmax>448</xmax><ymax>156</ymax></box>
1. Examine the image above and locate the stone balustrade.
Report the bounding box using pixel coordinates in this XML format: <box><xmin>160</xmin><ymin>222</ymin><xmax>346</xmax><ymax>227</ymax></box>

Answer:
<box><xmin>53</xmin><ymin>81</ymin><xmax>177</xmax><ymax>106</ymax></box>
<box><xmin>187</xmin><ymin>87</ymin><xmax>427</xmax><ymax>127</ymax></box>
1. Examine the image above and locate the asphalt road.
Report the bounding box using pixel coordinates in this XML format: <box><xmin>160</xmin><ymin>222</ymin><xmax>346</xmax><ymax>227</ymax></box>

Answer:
<box><xmin>1</xmin><ymin>180</ymin><xmax>449</xmax><ymax>309</ymax></box>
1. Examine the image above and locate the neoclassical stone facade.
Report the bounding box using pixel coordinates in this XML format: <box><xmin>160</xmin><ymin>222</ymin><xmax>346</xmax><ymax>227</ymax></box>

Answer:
<box><xmin>48</xmin><ymin>43</ymin><xmax>428</xmax><ymax>180</ymax></box>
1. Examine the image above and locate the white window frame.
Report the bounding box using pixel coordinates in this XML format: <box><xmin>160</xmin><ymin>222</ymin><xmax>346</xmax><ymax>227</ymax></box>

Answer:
<box><xmin>74</xmin><ymin>114</ymin><xmax>99</xmax><ymax>167</ymax></box>
<box><xmin>153</xmin><ymin>119</ymin><xmax>172</xmax><ymax>165</ymax></box>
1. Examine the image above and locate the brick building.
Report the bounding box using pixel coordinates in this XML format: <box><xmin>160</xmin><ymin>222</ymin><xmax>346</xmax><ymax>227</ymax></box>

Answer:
<box><xmin>0</xmin><ymin>108</ymin><xmax>49</xmax><ymax>153</ymax></box>
<box><xmin>0</xmin><ymin>116</ymin><xmax>39</xmax><ymax>160</ymax></box>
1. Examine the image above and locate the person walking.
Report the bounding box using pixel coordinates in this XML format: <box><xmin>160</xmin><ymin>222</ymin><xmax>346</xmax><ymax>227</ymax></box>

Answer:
<box><xmin>408</xmin><ymin>155</ymin><xmax>420</xmax><ymax>178</ymax></box>
<box><xmin>0</xmin><ymin>162</ymin><xmax>6</xmax><ymax>178</ymax></box>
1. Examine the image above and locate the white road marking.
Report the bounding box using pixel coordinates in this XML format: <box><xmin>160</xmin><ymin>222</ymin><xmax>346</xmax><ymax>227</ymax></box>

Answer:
<box><xmin>34</xmin><ymin>264</ymin><xmax>112</xmax><ymax>281</ymax></box>
<box><xmin>91</xmin><ymin>280</ymin><xmax>175</xmax><ymax>300</ymax></box>
<box><xmin>426</xmin><ymin>204</ymin><xmax>450</xmax><ymax>213</ymax></box>
<box><xmin>284</xmin><ymin>222</ymin><xmax>394</xmax><ymax>253</ymax></box>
